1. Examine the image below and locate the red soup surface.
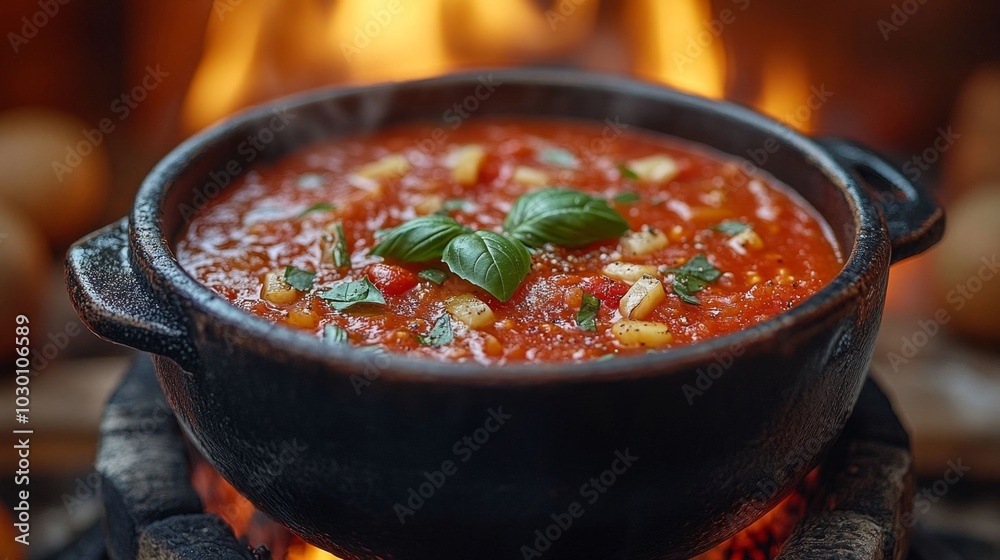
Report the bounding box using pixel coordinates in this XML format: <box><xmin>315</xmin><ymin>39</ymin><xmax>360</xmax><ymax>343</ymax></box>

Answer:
<box><xmin>176</xmin><ymin>119</ymin><xmax>843</xmax><ymax>364</ymax></box>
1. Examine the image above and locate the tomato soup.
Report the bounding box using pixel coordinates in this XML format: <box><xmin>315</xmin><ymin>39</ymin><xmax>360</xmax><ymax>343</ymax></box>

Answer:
<box><xmin>176</xmin><ymin>119</ymin><xmax>842</xmax><ymax>364</ymax></box>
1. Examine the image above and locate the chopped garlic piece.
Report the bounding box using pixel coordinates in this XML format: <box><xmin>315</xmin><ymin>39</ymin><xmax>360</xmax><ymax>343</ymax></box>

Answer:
<box><xmin>612</xmin><ymin>320</ymin><xmax>673</xmax><ymax>348</ymax></box>
<box><xmin>602</xmin><ymin>262</ymin><xmax>659</xmax><ymax>285</ymax></box>
<box><xmin>512</xmin><ymin>166</ymin><xmax>549</xmax><ymax>187</ymax></box>
<box><xmin>446</xmin><ymin>294</ymin><xmax>496</xmax><ymax>330</ymax></box>
<box><xmin>619</xmin><ymin>275</ymin><xmax>666</xmax><ymax>320</ymax></box>
<box><xmin>262</xmin><ymin>271</ymin><xmax>299</xmax><ymax>304</ymax></box>
<box><xmin>620</xmin><ymin>228</ymin><xmax>669</xmax><ymax>257</ymax></box>
<box><xmin>414</xmin><ymin>195</ymin><xmax>444</xmax><ymax>215</ymax></box>
<box><xmin>626</xmin><ymin>155</ymin><xmax>678</xmax><ymax>183</ymax></box>
<box><xmin>355</xmin><ymin>154</ymin><xmax>411</xmax><ymax>182</ymax></box>
<box><xmin>727</xmin><ymin>228</ymin><xmax>764</xmax><ymax>255</ymax></box>
<box><xmin>447</xmin><ymin>145</ymin><xmax>486</xmax><ymax>186</ymax></box>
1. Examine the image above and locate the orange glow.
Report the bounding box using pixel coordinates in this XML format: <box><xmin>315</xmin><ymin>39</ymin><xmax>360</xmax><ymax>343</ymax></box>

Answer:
<box><xmin>626</xmin><ymin>0</ymin><xmax>726</xmax><ymax>99</ymax></box>
<box><xmin>289</xmin><ymin>543</ymin><xmax>343</xmax><ymax>560</ymax></box>
<box><xmin>754</xmin><ymin>52</ymin><xmax>816</xmax><ymax>133</ymax></box>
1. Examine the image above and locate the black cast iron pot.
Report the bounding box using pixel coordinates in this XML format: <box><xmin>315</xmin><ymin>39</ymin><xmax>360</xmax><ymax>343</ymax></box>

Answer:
<box><xmin>66</xmin><ymin>71</ymin><xmax>942</xmax><ymax>560</ymax></box>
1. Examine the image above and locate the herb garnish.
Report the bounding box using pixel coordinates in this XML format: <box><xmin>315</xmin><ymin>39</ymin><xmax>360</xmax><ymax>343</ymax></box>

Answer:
<box><xmin>371</xmin><ymin>187</ymin><xmax>628</xmax><ymax>302</ymax></box>
<box><xmin>418</xmin><ymin>315</ymin><xmax>454</xmax><ymax>347</ymax></box>
<box><xmin>319</xmin><ymin>277</ymin><xmax>386</xmax><ymax>311</ymax></box>
<box><xmin>503</xmin><ymin>188</ymin><xmax>629</xmax><ymax>248</ymax></box>
<box><xmin>713</xmin><ymin>220</ymin><xmax>750</xmax><ymax>236</ymax></box>
<box><xmin>576</xmin><ymin>292</ymin><xmax>600</xmax><ymax>332</ymax></box>
<box><xmin>328</xmin><ymin>221</ymin><xmax>350</xmax><ymax>268</ymax></box>
<box><xmin>618</xmin><ymin>164</ymin><xmax>639</xmax><ymax>180</ymax></box>
<box><xmin>323</xmin><ymin>324</ymin><xmax>349</xmax><ymax>344</ymax></box>
<box><xmin>299</xmin><ymin>202</ymin><xmax>336</xmax><ymax>217</ymax></box>
<box><xmin>283</xmin><ymin>266</ymin><xmax>316</xmax><ymax>291</ymax></box>
<box><xmin>441</xmin><ymin>231</ymin><xmax>532</xmax><ymax>302</ymax></box>
<box><xmin>418</xmin><ymin>268</ymin><xmax>449</xmax><ymax>285</ymax></box>
<box><xmin>371</xmin><ymin>215</ymin><xmax>470</xmax><ymax>262</ymax></box>
<box><xmin>613</xmin><ymin>192</ymin><xmax>640</xmax><ymax>204</ymax></box>
<box><xmin>537</xmin><ymin>148</ymin><xmax>580</xmax><ymax>169</ymax></box>
<box><xmin>663</xmin><ymin>254</ymin><xmax>722</xmax><ymax>305</ymax></box>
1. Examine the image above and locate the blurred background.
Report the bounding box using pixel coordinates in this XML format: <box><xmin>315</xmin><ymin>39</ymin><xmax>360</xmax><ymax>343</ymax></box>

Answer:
<box><xmin>0</xmin><ymin>0</ymin><xmax>998</xmax><ymax>558</ymax></box>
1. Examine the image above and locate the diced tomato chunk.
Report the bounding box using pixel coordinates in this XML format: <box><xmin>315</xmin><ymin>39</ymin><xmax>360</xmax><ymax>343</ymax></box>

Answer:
<box><xmin>366</xmin><ymin>264</ymin><xmax>418</xmax><ymax>296</ymax></box>
<box><xmin>580</xmin><ymin>276</ymin><xmax>630</xmax><ymax>308</ymax></box>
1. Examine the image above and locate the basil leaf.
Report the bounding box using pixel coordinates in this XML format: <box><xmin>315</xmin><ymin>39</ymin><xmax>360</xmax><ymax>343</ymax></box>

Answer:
<box><xmin>713</xmin><ymin>220</ymin><xmax>750</xmax><ymax>236</ymax></box>
<box><xmin>664</xmin><ymin>254</ymin><xmax>722</xmax><ymax>305</ymax></box>
<box><xmin>537</xmin><ymin>148</ymin><xmax>579</xmax><ymax>169</ymax></box>
<box><xmin>504</xmin><ymin>188</ymin><xmax>630</xmax><ymax>248</ymax></box>
<box><xmin>372</xmin><ymin>215</ymin><xmax>470</xmax><ymax>262</ymax></box>
<box><xmin>323</xmin><ymin>324</ymin><xmax>349</xmax><ymax>344</ymax></box>
<box><xmin>319</xmin><ymin>277</ymin><xmax>386</xmax><ymax>311</ymax></box>
<box><xmin>299</xmin><ymin>202</ymin><xmax>336</xmax><ymax>217</ymax></box>
<box><xmin>443</xmin><ymin>199</ymin><xmax>471</xmax><ymax>212</ymax></box>
<box><xmin>418</xmin><ymin>314</ymin><xmax>453</xmax><ymax>347</ymax></box>
<box><xmin>577</xmin><ymin>292</ymin><xmax>600</xmax><ymax>332</ymax></box>
<box><xmin>618</xmin><ymin>164</ymin><xmax>639</xmax><ymax>180</ymax></box>
<box><xmin>613</xmin><ymin>192</ymin><xmax>640</xmax><ymax>204</ymax></box>
<box><xmin>283</xmin><ymin>266</ymin><xmax>316</xmax><ymax>291</ymax></box>
<box><xmin>441</xmin><ymin>231</ymin><xmax>532</xmax><ymax>302</ymax></box>
<box><xmin>418</xmin><ymin>268</ymin><xmax>449</xmax><ymax>285</ymax></box>
<box><xmin>330</xmin><ymin>221</ymin><xmax>350</xmax><ymax>268</ymax></box>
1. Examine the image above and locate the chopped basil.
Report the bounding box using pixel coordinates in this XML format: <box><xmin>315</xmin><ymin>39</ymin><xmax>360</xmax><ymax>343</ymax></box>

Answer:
<box><xmin>418</xmin><ymin>268</ymin><xmax>449</xmax><ymax>285</ymax></box>
<box><xmin>299</xmin><ymin>202</ymin><xmax>336</xmax><ymax>216</ymax></box>
<box><xmin>576</xmin><ymin>292</ymin><xmax>600</xmax><ymax>332</ymax></box>
<box><xmin>418</xmin><ymin>314</ymin><xmax>453</xmax><ymax>347</ymax></box>
<box><xmin>537</xmin><ymin>148</ymin><xmax>580</xmax><ymax>169</ymax></box>
<box><xmin>330</xmin><ymin>221</ymin><xmax>350</xmax><ymax>268</ymax></box>
<box><xmin>618</xmin><ymin>164</ymin><xmax>639</xmax><ymax>180</ymax></box>
<box><xmin>283</xmin><ymin>266</ymin><xmax>316</xmax><ymax>291</ymax></box>
<box><xmin>323</xmin><ymin>324</ymin><xmax>349</xmax><ymax>344</ymax></box>
<box><xmin>319</xmin><ymin>277</ymin><xmax>386</xmax><ymax>311</ymax></box>
<box><xmin>441</xmin><ymin>231</ymin><xmax>532</xmax><ymax>302</ymax></box>
<box><xmin>372</xmin><ymin>215</ymin><xmax>470</xmax><ymax>262</ymax></box>
<box><xmin>442</xmin><ymin>199</ymin><xmax>471</xmax><ymax>212</ymax></box>
<box><xmin>613</xmin><ymin>192</ymin><xmax>641</xmax><ymax>204</ymax></box>
<box><xmin>713</xmin><ymin>220</ymin><xmax>750</xmax><ymax>236</ymax></box>
<box><xmin>503</xmin><ymin>187</ymin><xmax>630</xmax><ymax>248</ymax></box>
<box><xmin>663</xmin><ymin>254</ymin><xmax>722</xmax><ymax>305</ymax></box>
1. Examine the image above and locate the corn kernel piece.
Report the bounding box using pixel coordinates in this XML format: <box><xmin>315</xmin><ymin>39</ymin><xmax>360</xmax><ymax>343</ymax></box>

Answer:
<box><xmin>620</xmin><ymin>228</ymin><xmax>669</xmax><ymax>257</ymax></box>
<box><xmin>611</xmin><ymin>320</ymin><xmax>673</xmax><ymax>348</ymax></box>
<box><xmin>626</xmin><ymin>155</ymin><xmax>679</xmax><ymax>183</ymax></box>
<box><xmin>447</xmin><ymin>145</ymin><xmax>486</xmax><ymax>186</ymax></box>
<box><xmin>355</xmin><ymin>154</ymin><xmax>411</xmax><ymax>182</ymax></box>
<box><xmin>727</xmin><ymin>228</ymin><xmax>764</xmax><ymax>255</ymax></box>
<box><xmin>445</xmin><ymin>294</ymin><xmax>496</xmax><ymax>330</ymax></box>
<box><xmin>262</xmin><ymin>271</ymin><xmax>299</xmax><ymax>304</ymax></box>
<box><xmin>602</xmin><ymin>262</ymin><xmax>659</xmax><ymax>285</ymax></box>
<box><xmin>512</xmin><ymin>166</ymin><xmax>550</xmax><ymax>187</ymax></box>
<box><xmin>286</xmin><ymin>307</ymin><xmax>319</xmax><ymax>328</ymax></box>
<box><xmin>619</xmin><ymin>275</ymin><xmax>666</xmax><ymax>320</ymax></box>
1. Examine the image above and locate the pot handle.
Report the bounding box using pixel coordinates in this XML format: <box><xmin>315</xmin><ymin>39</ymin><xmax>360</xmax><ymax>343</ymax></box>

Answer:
<box><xmin>66</xmin><ymin>218</ymin><xmax>198</xmax><ymax>367</ymax></box>
<box><xmin>816</xmin><ymin>138</ymin><xmax>944</xmax><ymax>264</ymax></box>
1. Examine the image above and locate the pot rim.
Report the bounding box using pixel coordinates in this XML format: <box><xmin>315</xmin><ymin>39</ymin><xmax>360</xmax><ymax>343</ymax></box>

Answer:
<box><xmin>132</xmin><ymin>69</ymin><xmax>883</xmax><ymax>383</ymax></box>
